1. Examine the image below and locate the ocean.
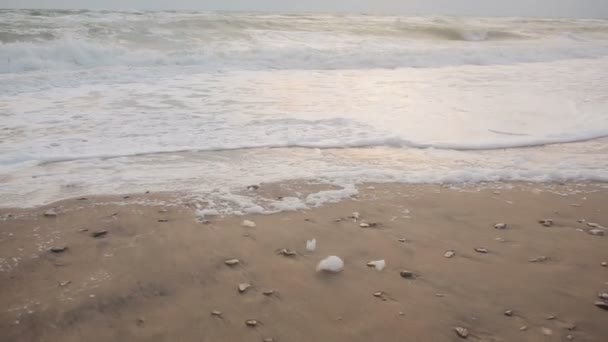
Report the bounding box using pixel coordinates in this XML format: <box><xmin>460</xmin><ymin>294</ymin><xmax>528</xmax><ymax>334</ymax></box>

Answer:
<box><xmin>1</xmin><ymin>9</ymin><xmax>607</xmax><ymax>210</ymax></box>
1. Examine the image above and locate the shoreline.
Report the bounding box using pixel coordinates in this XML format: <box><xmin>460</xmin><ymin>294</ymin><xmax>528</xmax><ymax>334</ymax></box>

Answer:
<box><xmin>1</xmin><ymin>181</ymin><xmax>607</xmax><ymax>341</ymax></box>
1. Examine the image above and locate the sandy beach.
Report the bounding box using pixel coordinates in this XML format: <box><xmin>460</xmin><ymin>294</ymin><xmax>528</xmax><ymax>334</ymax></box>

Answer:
<box><xmin>1</xmin><ymin>182</ymin><xmax>607</xmax><ymax>341</ymax></box>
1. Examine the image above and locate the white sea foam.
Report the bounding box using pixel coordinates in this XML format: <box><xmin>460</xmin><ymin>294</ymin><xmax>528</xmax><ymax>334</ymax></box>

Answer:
<box><xmin>1</xmin><ymin>10</ymin><xmax>607</xmax><ymax>209</ymax></box>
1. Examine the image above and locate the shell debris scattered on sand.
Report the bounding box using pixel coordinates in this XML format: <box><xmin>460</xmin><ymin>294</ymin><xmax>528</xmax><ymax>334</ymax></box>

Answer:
<box><xmin>224</xmin><ymin>259</ymin><xmax>240</xmax><ymax>266</ymax></box>
<box><xmin>316</xmin><ymin>256</ymin><xmax>344</xmax><ymax>272</ymax></box>
<box><xmin>242</xmin><ymin>220</ymin><xmax>256</xmax><ymax>228</ymax></box>
<box><xmin>529</xmin><ymin>256</ymin><xmax>549</xmax><ymax>263</ymax></box>
<box><xmin>277</xmin><ymin>248</ymin><xmax>297</xmax><ymax>257</ymax></box>
<box><xmin>366</xmin><ymin>260</ymin><xmax>386</xmax><ymax>271</ymax></box>
<box><xmin>44</xmin><ymin>209</ymin><xmax>57</xmax><ymax>217</ymax></box>
<box><xmin>588</xmin><ymin>229</ymin><xmax>604</xmax><ymax>236</ymax></box>
<box><xmin>454</xmin><ymin>327</ymin><xmax>469</xmax><ymax>338</ymax></box>
<box><xmin>306</xmin><ymin>238</ymin><xmax>316</xmax><ymax>252</ymax></box>
<box><xmin>238</xmin><ymin>283</ymin><xmax>252</xmax><ymax>293</ymax></box>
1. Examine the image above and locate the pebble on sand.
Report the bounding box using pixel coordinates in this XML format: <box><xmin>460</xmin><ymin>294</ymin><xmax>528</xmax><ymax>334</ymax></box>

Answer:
<box><xmin>366</xmin><ymin>260</ymin><xmax>386</xmax><ymax>271</ymax></box>
<box><xmin>602</xmin><ymin>261</ymin><xmax>607</xmax><ymax>267</ymax></box>
<box><xmin>245</xmin><ymin>319</ymin><xmax>258</xmax><ymax>327</ymax></box>
<box><xmin>474</xmin><ymin>247</ymin><xmax>488</xmax><ymax>253</ymax></box>
<box><xmin>398</xmin><ymin>238</ymin><xmax>407</xmax><ymax>242</ymax></box>
<box><xmin>360</xmin><ymin>222</ymin><xmax>378</xmax><ymax>228</ymax></box>
<box><xmin>211</xmin><ymin>310</ymin><xmax>222</xmax><ymax>317</ymax></box>
<box><xmin>242</xmin><ymin>220</ymin><xmax>256</xmax><ymax>228</ymax></box>
<box><xmin>224</xmin><ymin>259</ymin><xmax>240</xmax><ymax>266</ymax></box>
<box><xmin>588</xmin><ymin>229</ymin><xmax>604</xmax><ymax>236</ymax></box>
<box><xmin>59</xmin><ymin>280</ymin><xmax>71</xmax><ymax>287</ymax></box>
<box><xmin>538</xmin><ymin>219</ymin><xmax>553</xmax><ymax>227</ymax></box>
<box><xmin>50</xmin><ymin>246</ymin><xmax>68</xmax><ymax>253</ymax></box>
<box><xmin>351</xmin><ymin>212</ymin><xmax>360</xmax><ymax>220</ymax></box>
<box><xmin>444</xmin><ymin>250</ymin><xmax>456</xmax><ymax>258</ymax></box>
<box><xmin>263</xmin><ymin>290</ymin><xmax>275</xmax><ymax>296</ymax></box>
<box><xmin>541</xmin><ymin>327</ymin><xmax>553</xmax><ymax>336</ymax></box>
<box><xmin>44</xmin><ymin>209</ymin><xmax>57</xmax><ymax>217</ymax></box>
<box><xmin>529</xmin><ymin>256</ymin><xmax>549</xmax><ymax>263</ymax></box>
<box><xmin>238</xmin><ymin>283</ymin><xmax>252</xmax><ymax>293</ymax></box>
<box><xmin>454</xmin><ymin>327</ymin><xmax>469</xmax><ymax>338</ymax></box>
<box><xmin>91</xmin><ymin>230</ymin><xmax>108</xmax><ymax>238</ymax></box>
<box><xmin>587</xmin><ymin>222</ymin><xmax>601</xmax><ymax>228</ymax></box>
<box><xmin>594</xmin><ymin>301</ymin><xmax>608</xmax><ymax>310</ymax></box>
<box><xmin>504</xmin><ymin>310</ymin><xmax>513</xmax><ymax>316</ymax></box>
<box><xmin>519</xmin><ymin>326</ymin><xmax>528</xmax><ymax>331</ymax></box>
<box><xmin>316</xmin><ymin>256</ymin><xmax>344</xmax><ymax>272</ymax></box>
<box><xmin>400</xmin><ymin>270</ymin><xmax>416</xmax><ymax>279</ymax></box>
<box><xmin>494</xmin><ymin>223</ymin><xmax>507</xmax><ymax>229</ymax></box>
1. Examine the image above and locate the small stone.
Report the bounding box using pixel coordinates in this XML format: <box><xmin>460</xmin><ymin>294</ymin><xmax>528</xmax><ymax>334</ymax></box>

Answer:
<box><xmin>588</xmin><ymin>229</ymin><xmax>604</xmax><ymax>236</ymax></box>
<box><xmin>398</xmin><ymin>238</ymin><xmax>407</xmax><ymax>242</ymax></box>
<box><xmin>529</xmin><ymin>256</ymin><xmax>549</xmax><ymax>263</ymax></box>
<box><xmin>224</xmin><ymin>259</ymin><xmax>240</xmax><ymax>266</ymax></box>
<box><xmin>44</xmin><ymin>209</ymin><xmax>57</xmax><ymax>217</ymax></box>
<box><xmin>238</xmin><ymin>283</ymin><xmax>252</xmax><ymax>293</ymax></box>
<box><xmin>494</xmin><ymin>223</ymin><xmax>507</xmax><ymax>229</ymax></box>
<box><xmin>474</xmin><ymin>247</ymin><xmax>488</xmax><ymax>253</ymax></box>
<box><xmin>454</xmin><ymin>327</ymin><xmax>469</xmax><ymax>338</ymax></box>
<box><xmin>79</xmin><ymin>228</ymin><xmax>89</xmax><ymax>232</ymax></box>
<box><xmin>89</xmin><ymin>294</ymin><xmax>96</xmax><ymax>298</ymax></box>
<box><xmin>577</xmin><ymin>219</ymin><xmax>585</xmax><ymax>223</ymax></box>
<box><xmin>444</xmin><ymin>250</ymin><xmax>456</xmax><ymax>258</ymax></box>
<box><xmin>158</xmin><ymin>219</ymin><xmax>169</xmax><ymax>222</ymax></box>
<box><xmin>594</xmin><ymin>301</ymin><xmax>608</xmax><ymax>310</ymax></box>
<box><xmin>435</xmin><ymin>293</ymin><xmax>445</xmax><ymax>297</ymax></box>
<box><xmin>59</xmin><ymin>280</ymin><xmax>71</xmax><ymax>287</ymax></box>
<box><xmin>599</xmin><ymin>293</ymin><xmax>608</xmax><ymax>300</ymax></box>
<box><xmin>242</xmin><ymin>220</ymin><xmax>256</xmax><ymax>228</ymax></box>
<box><xmin>246</xmin><ymin>185</ymin><xmax>259</xmax><ymax>191</ymax></box>
<box><xmin>50</xmin><ymin>246</ymin><xmax>68</xmax><ymax>253</ymax></box>
<box><xmin>398</xmin><ymin>311</ymin><xmax>405</xmax><ymax>316</ymax></box>
<box><xmin>546</xmin><ymin>315</ymin><xmax>556</xmax><ymax>320</ymax></box>
<box><xmin>587</xmin><ymin>222</ymin><xmax>601</xmax><ymax>228</ymax></box>
<box><xmin>351</xmin><ymin>212</ymin><xmax>360</xmax><ymax>219</ymax></box>
<box><xmin>373</xmin><ymin>291</ymin><xmax>383</xmax><ymax>298</ymax></box>
<box><xmin>541</xmin><ymin>327</ymin><xmax>553</xmax><ymax>336</ymax></box>
<box><xmin>520</xmin><ymin>325</ymin><xmax>528</xmax><ymax>331</ymax></box>
<box><xmin>400</xmin><ymin>270</ymin><xmax>415</xmax><ymax>279</ymax></box>
<box><xmin>601</xmin><ymin>261</ymin><xmax>607</xmax><ymax>267</ymax></box>
<box><xmin>262</xmin><ymin>290</ymin><xmax>275</xmax><ymax>296</ymax></box>
<box><xmin>277</xmin><ymin>248</ymin><xmax>297</xmax><ymax>257</ymax></box>
<box><xmin>123</xmin><ymin>196</ymin><xmax>130</xmax><ymax>199</ymax></box>
<box><xmin>538</xmin><ymin>219</ymin><xmax>553</xmax><ymax>227</ymax></box>
<box><xmin>136</xmin><ymin>317</ymin><xmax>145</xmax><ymax>326</ymax></box>
<box><xmin>495</xmin><ymin>237</ymin><xmax>506</xmax><ymax>242</ymax></box>
<box><xmin>211</xmin><ymin>310</ymin><xmax>222</xmax><ymax>317</ymax></box>
<box><xmin>91</xmin><ymin>230</ymin><xmax>108</xmax><ymax>238</ymax></box>
<box><xmin>245</xmin><ymin>319</ymin><xmax>258</xmax><ymax>327</ymax></box>
<box><xmin>77</xmin><ymin>197</ymin><xmax>88</xmax><ymax>200</ymax></box>
<box><xmin>566</xmin><ymin>334</ymin><xmax>574</xmax><ymax>341</ymax></box>
<box><xmin>504</xmin><ymin>310</ymin><xmax>513</xmax><ymax>316</ymax></box>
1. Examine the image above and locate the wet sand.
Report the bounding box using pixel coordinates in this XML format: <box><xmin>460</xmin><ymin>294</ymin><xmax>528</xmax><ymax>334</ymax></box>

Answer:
<box><xmin>1</xmin><ymin>183</ymin><xmax>607</xmax><ymax>342</ymax></box>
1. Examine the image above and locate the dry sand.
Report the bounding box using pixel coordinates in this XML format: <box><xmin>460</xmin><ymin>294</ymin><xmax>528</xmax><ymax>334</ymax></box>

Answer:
<box><xmin>1</xmin><ymin>182</ymin><xmax>607</xmax><ymax>342</ymax></box>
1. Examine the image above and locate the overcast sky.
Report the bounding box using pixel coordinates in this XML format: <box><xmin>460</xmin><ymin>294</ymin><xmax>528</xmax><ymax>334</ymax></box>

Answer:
<box><xmin>2</xmin><ymin>0</ymin><xmax>608</xmax><ymax>18</ymax></box>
